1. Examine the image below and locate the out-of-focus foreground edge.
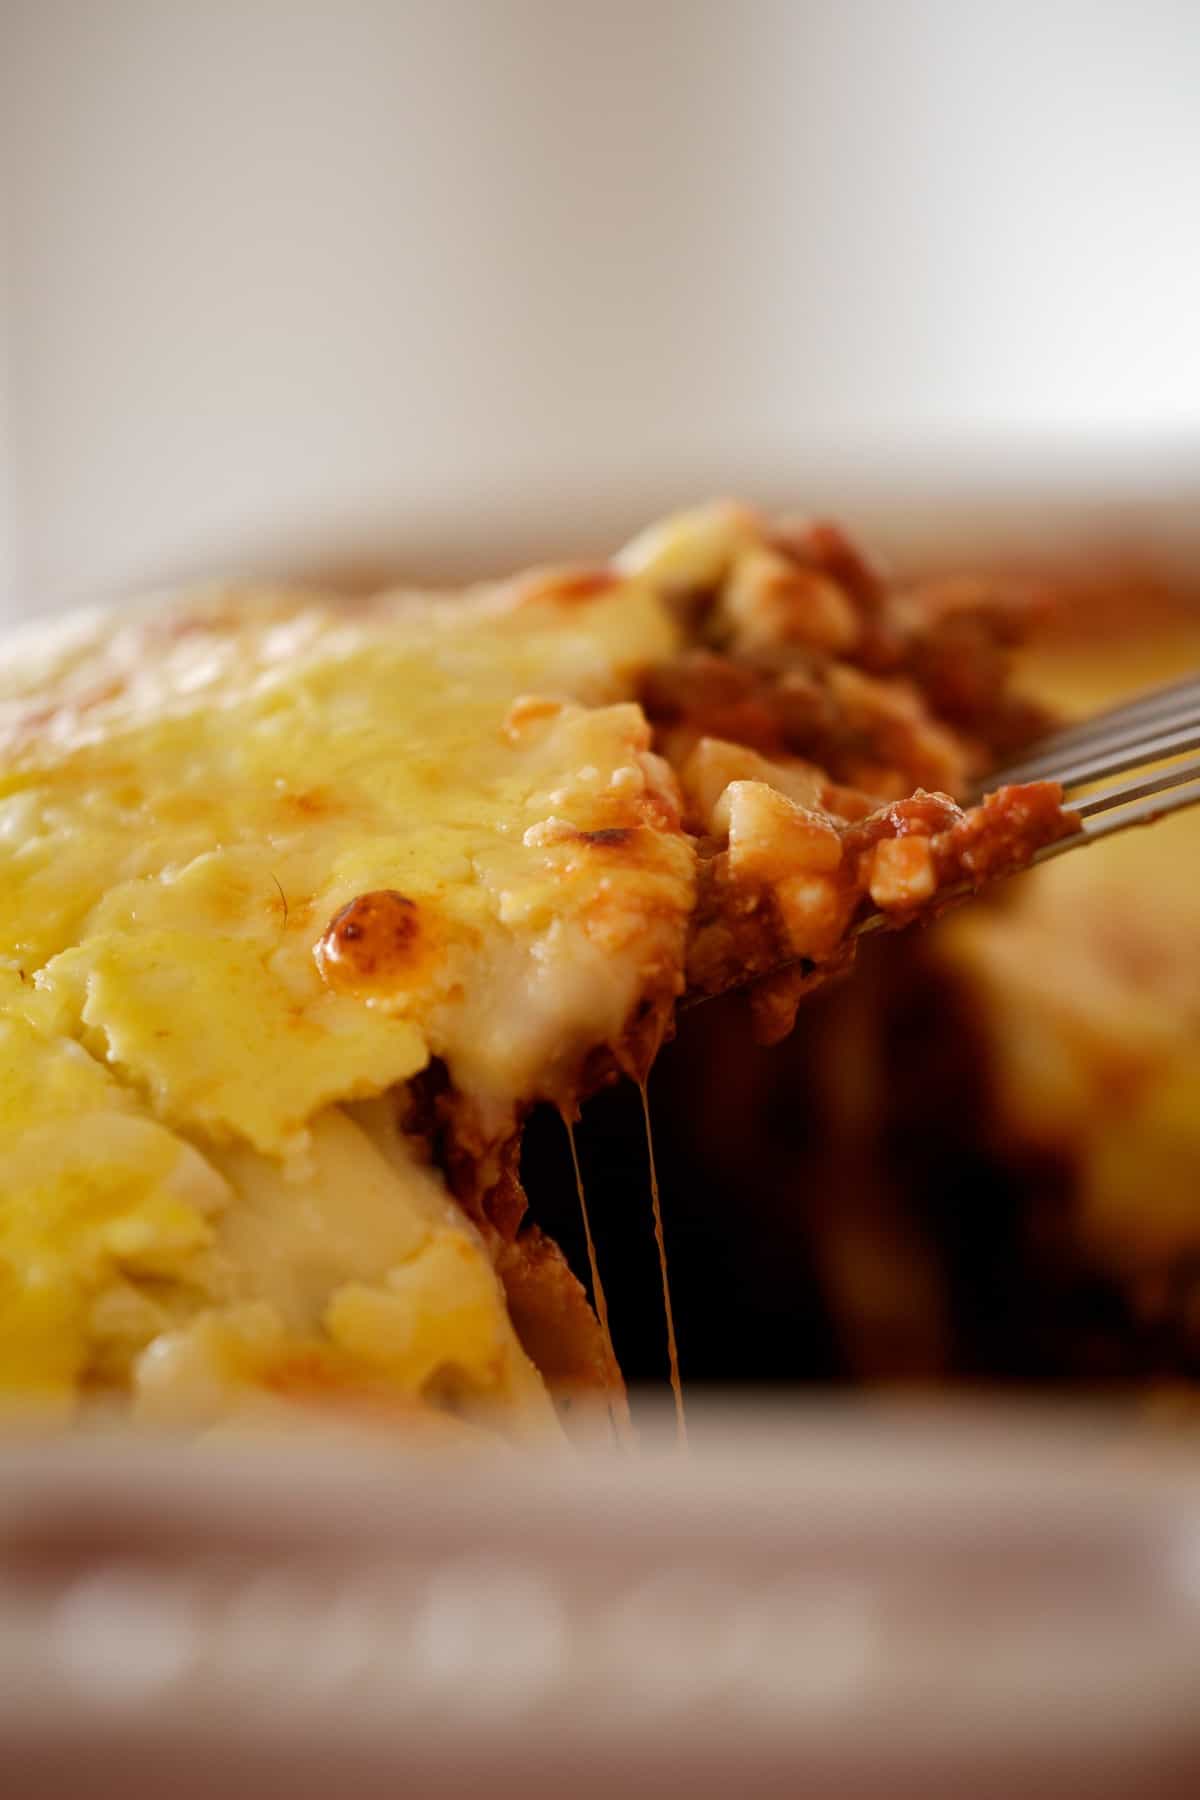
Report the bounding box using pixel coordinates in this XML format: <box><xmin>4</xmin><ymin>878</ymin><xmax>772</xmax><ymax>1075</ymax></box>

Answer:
<box><xmin>3</xmin><ymin>1404</ymin><xmax>1200</xmax><ymax>1797</ymax></box>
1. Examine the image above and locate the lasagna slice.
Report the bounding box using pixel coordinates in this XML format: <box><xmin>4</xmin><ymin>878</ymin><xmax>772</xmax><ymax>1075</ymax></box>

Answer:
<box><xmin>0</xmin><ymin>503</ymin><xmax>1071</xmax><ymax>1436</ymax></box>
<box><xmin>648</xmin><ymin>598</ymin><xmax>1200</xmax><ymax>1397</ymax></box>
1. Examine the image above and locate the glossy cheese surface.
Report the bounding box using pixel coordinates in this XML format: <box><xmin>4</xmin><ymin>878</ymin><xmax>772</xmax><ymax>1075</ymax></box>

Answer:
<box><xmin>0</xmin><ymin>570</ymin><xmax>692</xmax><ymax>1423</ymax></box>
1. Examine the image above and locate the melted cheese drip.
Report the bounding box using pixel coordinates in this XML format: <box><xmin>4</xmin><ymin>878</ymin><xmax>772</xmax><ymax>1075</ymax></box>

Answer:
<box><xmin>639</xmin><ymin>1078</ymin><xmax>687</xmax><ymax>1446</ymax></box>
<box><xmin>563</xmin><ymin>1112</ymin><xmax>633</xmax><ymax>1446</ymax></box>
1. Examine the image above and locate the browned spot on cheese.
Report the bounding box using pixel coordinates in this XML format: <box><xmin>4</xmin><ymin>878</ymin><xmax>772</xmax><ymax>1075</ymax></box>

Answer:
<box><xmin>287</xmin><ymin>787</ymin><xmax>334</xmax><ymax>818</ymax></box>
<box><xmin>314</xmin><ymin>889</ymin><xmax>423</xmax><ymax>991</ymax></box>
<box><xmin>547</xmin><ymin>568</ymin><xmax>622</xmax><ymax>604</ymax></box>
<box><xmin>580</xmin><ymin>827</ymin><xmax>634</xmax><ymax>848</ymax></box>
<box><xmin>9</xmin><ymin>704</ymin><xmax>57</xmax><ymax>748</ymax></box>
<box><xmin>502</xmin><ymin>695</ymin><xmax>565</xmax><ymax>742</ymax></box>
<box><xmin>515</xmin><ymin>567</ymin><xmax>621</xmax><ymax>608</ymax></box>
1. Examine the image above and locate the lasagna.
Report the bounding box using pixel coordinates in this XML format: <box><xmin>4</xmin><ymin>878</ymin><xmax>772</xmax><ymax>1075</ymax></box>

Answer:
<box><xmin>639</xmin><ymin>574</ymin><xmax>1200</xmax><ymax>1399</ymax></box>
<box><xmin>0</xmin><ymin>503</ymin><xmax>1071</xmax><ymax>1436</ymax></box>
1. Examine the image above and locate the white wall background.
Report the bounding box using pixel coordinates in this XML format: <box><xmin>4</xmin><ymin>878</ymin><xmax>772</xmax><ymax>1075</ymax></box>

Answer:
<box><xmin>3</xmin><ymin>0</ymin><xmax>1200</xmax><ymax>617</ymax></box>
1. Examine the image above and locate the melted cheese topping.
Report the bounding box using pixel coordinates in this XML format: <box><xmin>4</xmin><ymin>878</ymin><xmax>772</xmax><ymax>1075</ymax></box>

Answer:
<box><xmin>0</xmin><ymin>570</ymin><xmax>693</xmax><ymax>1428</ymax></box>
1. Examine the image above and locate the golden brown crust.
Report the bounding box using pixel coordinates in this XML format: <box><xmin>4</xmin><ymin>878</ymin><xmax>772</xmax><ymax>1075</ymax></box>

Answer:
<box><xmin>315</xmin><ymin>890</ymin><xmax>426</xmax><ymax>990</ymax></box>
<box><xmin>494</xmin><ymin>1226</ymin><xmax>624</xmax><ymax>1400</ymax></box>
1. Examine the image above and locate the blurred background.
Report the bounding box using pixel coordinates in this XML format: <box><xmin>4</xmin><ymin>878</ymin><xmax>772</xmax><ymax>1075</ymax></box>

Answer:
<box><xmin>3</xmin><ymin>0</ymin><xmax>1200</xmax><ymax>619</ymax></box>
